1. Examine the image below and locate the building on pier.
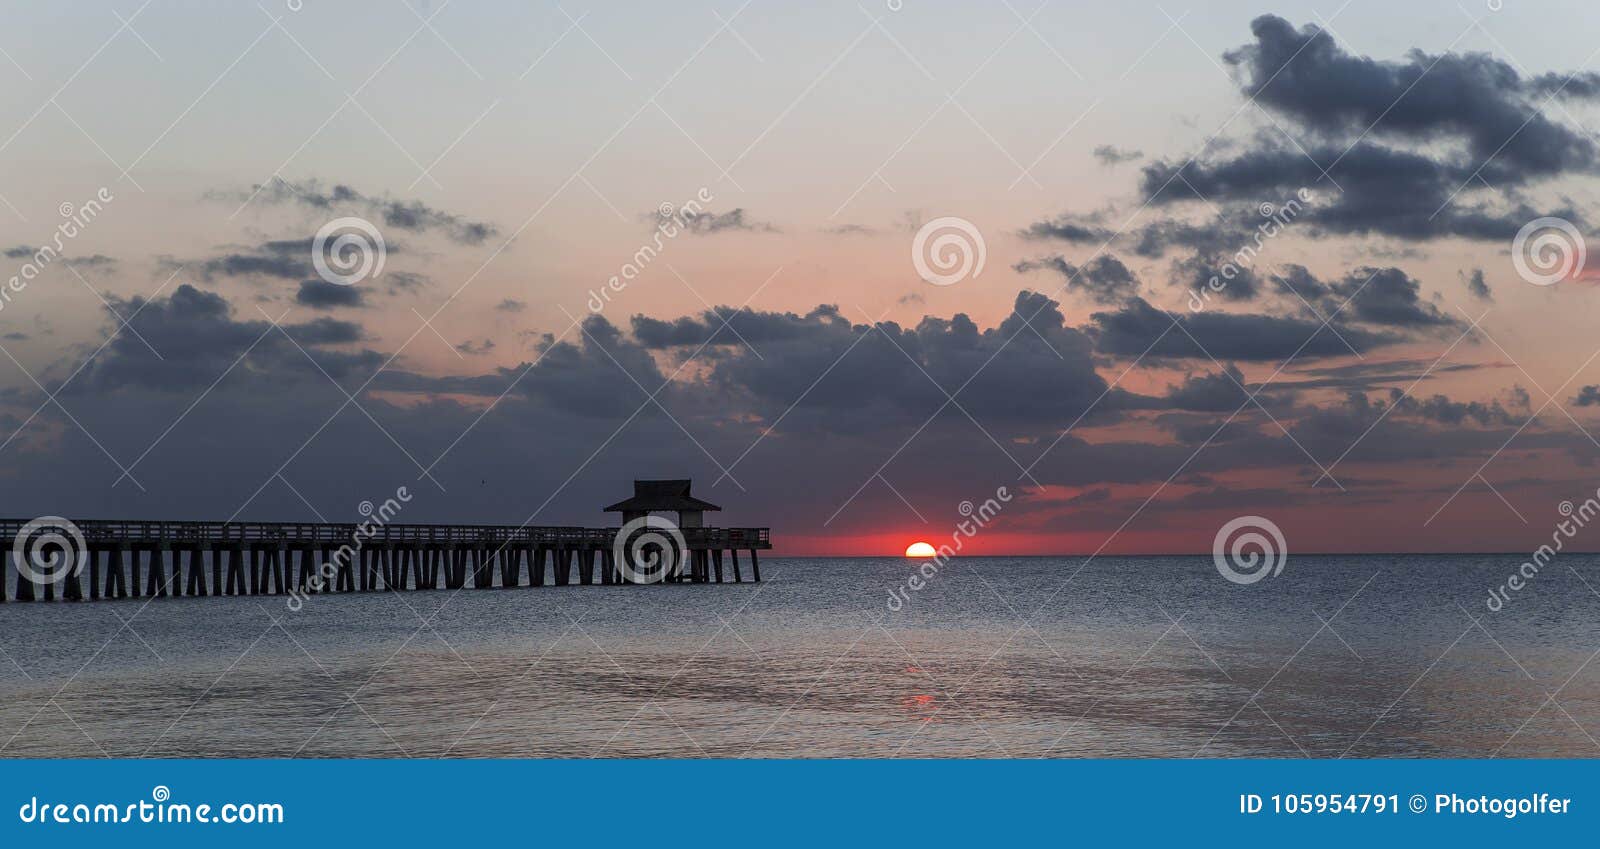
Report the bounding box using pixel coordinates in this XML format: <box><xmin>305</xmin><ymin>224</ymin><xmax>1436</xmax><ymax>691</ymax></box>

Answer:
<box><xmin>603</xmin><ymin>479</ymin><xmax>721</xmax><ymax>529</ymax></box>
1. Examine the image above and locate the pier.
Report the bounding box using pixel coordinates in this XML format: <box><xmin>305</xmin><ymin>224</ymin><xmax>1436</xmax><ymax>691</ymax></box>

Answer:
<box><xmin>0</xmin><ymin>480</ymin><xmax>770</xmax><ymax>603</ymax></box>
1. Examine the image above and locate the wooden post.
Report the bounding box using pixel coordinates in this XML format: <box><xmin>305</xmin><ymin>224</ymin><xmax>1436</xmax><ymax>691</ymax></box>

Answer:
<box><xmin>554</xmin><ymin>547</ymin><xmax>570</xmax><ymax>586</ymax></box>
<box><xmin>471</xmin><ymin>548</ymin><xmax>489</xmax><ymax>588</ymax></box>
<box><xmin>188</xmin><ymin>547</ymin><xmax>207</xmax><ymax>596</ymax></box>
<box><xmin>224</xmin><ymin>548</ymin><xmax>242</xmax><ymax>596</ymax></box>
<box><xmin>500</xmin><ymin>547</ymin><xmax>519</xmax><ymax>587</ymax></box>
<box><xmin>712</xmin><ymin>549</ymin><xmax>724</xmax><ymax>583</ymax></box>
<box><xmin>269</xmin><ymin>547</ymin><xmax>285</xmax><ymax>595</ymax></box>
<box><xmin>392</xmin><ymin>547</ymin><xmax>409</xmax><ymax>591</ymax></box>
<box><xmin>749</xmin><ymin>549</ymin><xmax>761</xmax><ymax>582</ymax></box>
<box><xmin>88</xmin><ymin>548</ymin><xmax>101</xmax><ymax>600</ymax></box>
<box><xmin>14</xmin><ymin>551</ymin><xmax>35</xmax><ymax>601</ymax></box>
<box><xmin>131</xmin><ymin>548</ymin><xmax>145</xmax><ymax>598</ymax></box>
<box><xmin>211</xmin><ymin>547</ymin><xmax>223</xmax><ymax>594</ymax></box>
<box><xmin>577</xmin><ymin>549</ymin><xmax>594</xmax><ymax>585</ymax></box>
<box><xmin>531</xmin><ymin>546</ymin><xmax>546</xmax><ymax>587</ymax></box>
<box><xmin>107</xmin><ymin>548</ymin><xmax>126</xmax><ymax>598</ymax></box>
<box><xmin>294</xmin><ymin>547</ymin><xmax>312</xmax><ymax>593</ymax></box>
<box><xmin>147</xmin><ymin>548</ymin><xmax>167</xmax><ymax>597</ymax></box>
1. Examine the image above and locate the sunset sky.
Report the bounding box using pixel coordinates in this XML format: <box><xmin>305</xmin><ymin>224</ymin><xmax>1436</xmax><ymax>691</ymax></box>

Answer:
<box><xmin>2</xmin><ymin>0</ymin><xmax>1600</xmax><ymax>555</ymax></box>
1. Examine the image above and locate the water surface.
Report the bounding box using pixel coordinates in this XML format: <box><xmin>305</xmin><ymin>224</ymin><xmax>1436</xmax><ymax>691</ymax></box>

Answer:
<box><xmin>1</xmin><ymin>554</ymin><xmax>1597</xmax><ymax>758</ymax></box>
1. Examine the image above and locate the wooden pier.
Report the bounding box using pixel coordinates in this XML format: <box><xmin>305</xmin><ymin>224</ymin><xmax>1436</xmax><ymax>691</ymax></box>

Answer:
<box><xmin>0</xmin><ymin>518</ymin><xmax>770</xmax><ymax>603</ymax></box>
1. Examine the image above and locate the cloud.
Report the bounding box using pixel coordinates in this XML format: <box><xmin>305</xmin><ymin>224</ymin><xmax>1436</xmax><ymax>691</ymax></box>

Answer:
<box><xmin>1171</xmin><ymin>253</ymin><xmax>1262</xmax><ymax>302</ymax></box>
<box><xmin>1576</xmin><ymin>386</ymin><xmax>1600</xmax><ymax>407</ymax></box>
<box><xmin>676</xmin><ymin>208</ymin><xmax>779</xmax><ymax>235</ymax></box>
<box><xmin>823</xmin><ymin>223</ymin><xmax>877</xmax><ymax>236</ymax></box>
<box><xmin>1022</xmin><ymin>215</ymin><xmax>1113</xmax><ymax>245</ymax></box>
<box><xmin>1278</xmin><ymin>265</ymin><xmax>1461</xmax><ymax>330</ymax></box>
<box><xmin>211</xmin><ymin>179</ymin><xmax>499</xmax><ymax>245</ymax></box>
<box><xmin>2</xmin><ymin>246</ymin><xmax>32</xmax><ymax>259</ymax></box>
<box><xmin>296</xmin><ymin>279</ymin><xmax>366</xmax><ymax>310</ymax></box>
<box><xmin>1093</xmin><ymin>145</ymin><xmax>1144</xmax><ymax>166</ymax></box>
<box><xmin>1138</xmin><ymin>16</ymin><xmax>1600</xmax><ymax>241</ymax></box>
<box><xmin>1090</xmin><ymin>296</ymin><xmax>1396</xmax><ymax>361</ymax></box>
<box><xmin>1463</xmin><ymin>268</ymin><xmax>1492</xmax><ymax>302</ymax></box>
<box><xmin>455</xmin><ymin>338</ymin><xmax>496</xmax><ymax>356</ymax></box>
<box><xmin>68</xmin><ymin>284</ymin><xmax>381</xmax><ymax>392</ymax></box>
<box><xmin>495</xmin><ymin>298</ymin><xmax>527</xmax><ymax>313</ymax></box>
<box><xmin>0</xmin><ymin>282</ymin><xmax>1576</xmax><ymax>547</ymax></box>
<box><xmin>1013</xmin><ymin>254</ymin><xmax>1142</xmax><ymax>305</ymax></box>
<box><xmin>191</xmin><ymin>238</ymin><xmax>315</xmax><ymax>281</ymax></box>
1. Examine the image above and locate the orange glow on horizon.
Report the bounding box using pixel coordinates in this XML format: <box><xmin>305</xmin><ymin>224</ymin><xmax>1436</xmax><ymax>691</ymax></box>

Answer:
<box><xmin>904</xmin><ymin>541</ymin><xmax>936</xmax><ymax>557</ymax></box>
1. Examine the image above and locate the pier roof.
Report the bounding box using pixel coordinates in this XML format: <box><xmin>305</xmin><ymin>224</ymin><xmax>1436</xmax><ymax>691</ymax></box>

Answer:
<box><xmin>603</xmin><ymin>479</ymin><xmax>722</xmax><ymax>513</ymax></box>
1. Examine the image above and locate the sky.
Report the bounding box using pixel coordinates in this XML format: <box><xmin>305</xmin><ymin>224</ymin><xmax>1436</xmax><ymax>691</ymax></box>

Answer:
<box><xmin>1</xmin><ymin>0</ymin><xmax>1600</xmax><ymax>556</ymax></box>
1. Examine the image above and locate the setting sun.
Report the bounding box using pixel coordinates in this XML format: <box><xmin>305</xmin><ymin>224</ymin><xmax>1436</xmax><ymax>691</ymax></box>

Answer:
<box><xmin>904</xmin><ymin>542</ymin><xmax>937</xmax><ymax>558</ymax></box>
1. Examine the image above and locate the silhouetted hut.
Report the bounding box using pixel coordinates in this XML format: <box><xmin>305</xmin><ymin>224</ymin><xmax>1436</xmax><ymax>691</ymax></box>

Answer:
<box><xmin>603</xmin><ymin>479</ymin><xmax>722</xmax><ymax>528</ymax></box>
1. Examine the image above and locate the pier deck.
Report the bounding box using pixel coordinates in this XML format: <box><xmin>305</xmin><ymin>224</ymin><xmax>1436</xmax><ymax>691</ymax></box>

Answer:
<box><xmin>0</xmin><ymin>519</ymin><xmax>770</xmax><ymax>602</ymax></box>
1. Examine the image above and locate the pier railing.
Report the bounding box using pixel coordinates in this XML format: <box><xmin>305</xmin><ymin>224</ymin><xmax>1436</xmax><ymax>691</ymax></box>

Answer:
<box><xmin>0</xmin><ymin>519</ymin><xmax>770</xmax><ymax>549</ymax></box>
<box><xmin>0</xmin><ymin>518</ymin><xmax>769</xmax><ymax>601</ymax></box>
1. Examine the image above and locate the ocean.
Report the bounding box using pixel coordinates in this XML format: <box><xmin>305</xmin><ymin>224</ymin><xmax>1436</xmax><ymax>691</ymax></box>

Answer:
<box><xmin>1</xmin><ymin>554</ymin><xmax>1596</xmax><ymax>758</ymax></box>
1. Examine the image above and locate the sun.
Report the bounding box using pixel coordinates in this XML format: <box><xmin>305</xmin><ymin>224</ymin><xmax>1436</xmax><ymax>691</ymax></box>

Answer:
<box><xmin>904</xmin><ymin>541</ymin><xmax>937</xmax><ymax>558</ymax></box>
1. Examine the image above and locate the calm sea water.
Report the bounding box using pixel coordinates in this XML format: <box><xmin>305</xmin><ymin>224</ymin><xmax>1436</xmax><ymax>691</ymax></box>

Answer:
<box><xmin>1</xmin><ymin>554</ymin><xmax>1598</xmax><ymax>758</ymax></box>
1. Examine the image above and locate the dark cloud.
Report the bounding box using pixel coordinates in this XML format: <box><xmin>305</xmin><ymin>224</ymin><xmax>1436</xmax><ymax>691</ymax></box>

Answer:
<box><xmin>495</xmin><ymin>299</ymin><xmax>527</xmax><ymax>313</ymax></box>
<box><xmin>455</xmin><ymin>339</ymin><xmax>496</xmax><ymax>356</ymax></box>
<box><xmin>1575</xmin><ymin>386</ymin><xmax>1600</xmax><ymax>407</ymax></box>
<box><xmin>211</xmin><ymin>179</ymin><xmax>498</xmax><ymax>245</ymax></box>
<box><xmin>1139</xmin><ymin>16</ymin><xmax>1600</xmax><ymax>241</ymax></box>
<box><xmin>1022</xmin><ymin>215</ymin><xmax>1113</xmax><ymax>245</ymax></box>
<box><xmin>0</xmin><ymin>284</ymin><xmax>1572</xmax><ymax>546</ymax></box>
<box><xmin>677</xmin><ymin>208</ymin><xmax>779</xmax><ymax>235</ymax></box>
<box><xmin>823</xmin><ymin>223</ymin><xmax>877</xmax><ymax>236</ymax></box>
<box><xmin>1171</xmin><ymin>253</ymin><xmax>1262</xmax><ymax>302</ymax></box>
<box><xmin>1093</xmin><ymin>145</ymin><xmax>1144</xmax><ymax>166</ymax></box>
<box><xmin>1382</xmin><ymin>387</ymin><xmax>1524</xmax><ymax>427</ymax></box>
<box><xmin>1090</xmin><ymin>296</ymin><xmax>1396</xmax><ymax>361</ymax></box>
<box><xmin>1278</xmin><ymin>358</ymin><xmax>1491</xmax><ymax>392</ymax></box>
<box><xmin>67</xmin><ymin>284</ymin><xmax>383</xmax><ymax>393</ymax></box>
<box><xmin>192</xmin><ymin>238</ymin><xmax>314</xmax><ymax>281</ymax></box>
<box><xmin>296</xmin><ymin>279</ymin><xmax>366</xmax><ymax>310</ymax></box>
<box><xmin>1278</xmin><ymin>265</ymin><xmax>1461</xmax><ymax>330</ymax></box>
<box><xmin>1463</xmin><ymin>268</ymin><xmax>1492</xmax><ymax>302</ymax></box>
<box><xmin>1013</xmin><ymin>254</ymin><xmax>1141</xmax><ymax>305</ymax></box>
<box><xmin>3</xmin><ymin>246</ymin><xmax>32</xmax><ymax>259</ymax></box>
